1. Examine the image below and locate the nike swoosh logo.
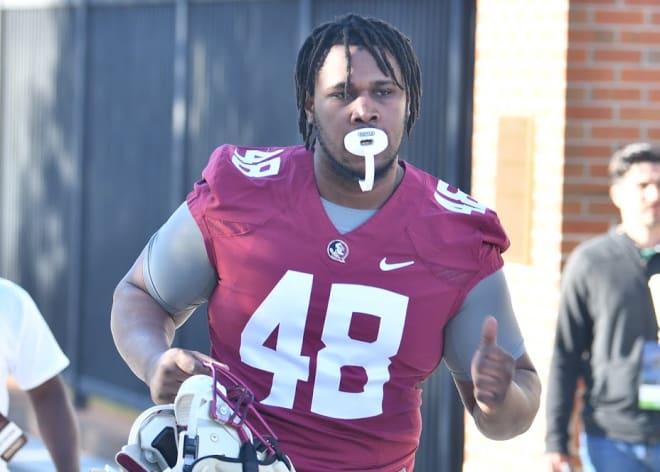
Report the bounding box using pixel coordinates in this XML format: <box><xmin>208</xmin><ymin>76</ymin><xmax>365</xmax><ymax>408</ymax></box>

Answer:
<box><xmin>379</xmin><ymin>257</ymin><xmax>415</xmax><ymax>271</ymax></box>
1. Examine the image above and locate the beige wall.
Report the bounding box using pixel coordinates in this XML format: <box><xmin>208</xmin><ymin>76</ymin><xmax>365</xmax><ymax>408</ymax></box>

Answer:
<box><xmin>466</xmin><ymin>1</ymin><xmax>569</xmax><ymax>470</ymax></box>
<box><xmin>467</xmin><ymin>0</ymin><xmax>660</xmax><ymax>470</ymax></box>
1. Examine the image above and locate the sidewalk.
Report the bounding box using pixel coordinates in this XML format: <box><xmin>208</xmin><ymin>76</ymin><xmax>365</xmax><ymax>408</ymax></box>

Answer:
<box><xmin>7</xmin><ymin>382</ymin><xmax>138</xmax><ymax>471</ymax></box>
<box><xmin>9</xmin><ymin>435</ymin><xmax>109</xmax><ymax>471</ymax></box>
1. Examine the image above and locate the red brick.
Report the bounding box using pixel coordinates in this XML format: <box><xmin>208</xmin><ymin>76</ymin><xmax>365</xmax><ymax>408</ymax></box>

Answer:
<box><xmin>563</xmin><ymin>182</ymin><xmax>610</xmax><ymax>195</ymax></box>
<box><xmin>565</xmin><ymin>145</ymin><xmax>614</xmax><ymax>158</ymax></box>
<box><xmin>569</xmin><ymin>29</ymin><xmax>616</xmax><ymax>43</ymax></box>
<box><xmin>591</xmin><ymin>126</ymin><xmax>641</xmax><ymax>139</ymax></box>
<box><xmin>562</xmin><ymin>199</ymin><xmax>583</xmax><ymax>215</ymax></box>
<box><xmin>565</xmin><ymin>106</ymin><xmax>613</xmax><ymax>119</ymax></box>
<box><xmin>593</xmin><ymin>49</ymin><xmax>642</xmax><ymax>62</ymax></box>
<box><xmin>568</xmin><ymin>67</ymin><xmax>616</xmax><ymax>81</ymax></box>
<box><xmin>566</xmin><ymin>126</ymin><xmax>587</xmax><ymax>139</ymax></box>
<box><xmin>592</xmin><ymin>87</ymin><xmax>641</xmax><ymax>100</ymax></box>
<box><xmin>621</xmin><ymin>107</ymin><xmax>660</xmax><ymax>120</ymax></box>
<box><xmin>588</xmin><ymin>201</ymin><xmax>618</xmax><ymax>215</ymax></box>
<box><xmin>587</xmin><ymin>162</ymin><xmax>612</xmax><ymax>178</ymax></box>
<box><xmin>568</xmin><ymin>48</ymin><xmax>589</xmax><ymax>62</ymax></box>
<box><xmin>566</xmin><ymin>86</ymin><xmax>589</xmax><ymax>101</ymax></box>
<box><xmin>594</xmin><ymin>11</ymin><xmax>645</xmax><ymax>24</ymax></box>
<box><xmin>569</xmin><ymin>9</ymin><xmax>590</xmax><ymax>24</ymax></box>
<box><xmin>562</xmin><ymin>219</ymin><xmax>612</xmax><ymax>234</ymax></box>
<box><xmin>621</xmin><ymin>68</ymin><xmax>660</xmax><ymax>82</ymax></box>
<box><xmin>564</xmin><ymin>163</ymin><xmax>586</xmax><ymax>177</ymax></box>
<box><xmin>648</xmin><ymin>90</ymin><xmax>660</xmax><ymax>101</ymax></box>
<box><xmin>621</xmin><ymin>31</ymin><xmax>660</xmax><ymax>44</ymax></box>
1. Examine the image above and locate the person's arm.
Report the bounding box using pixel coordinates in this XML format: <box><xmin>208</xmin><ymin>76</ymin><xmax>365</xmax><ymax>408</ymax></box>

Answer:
<box><xmin>444</xmin><ymin>270</ymin><xmax>540</xmax><ymax>440</ymax></box>
<box><xmin>545</xmin><ymin>253</ymin><xmax>591</xmax><ymax>470</ymax></box>
<box><xmin>111</xmin><ymin>203</ymin><xmax>219</xmax><ymax>404</ymax></box>
<box><xmin>27</xmin><ymin>375</ymin><xmax>80</xmax><ymax>472</ymax></box>
<box><xmin>455</xmin><ymin>317</ymin><xmax>541</xmax><ymax>440</ymax></box>
<box><xmin>111</xmin><ymin>250</ymin><xmax>215</xmax><ymax>404</ymax></box>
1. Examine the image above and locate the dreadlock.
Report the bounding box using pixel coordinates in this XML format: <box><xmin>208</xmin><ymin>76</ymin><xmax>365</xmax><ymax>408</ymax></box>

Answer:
<box><xmin>295</xmin><ymin>14</ymin><xmax>422</xmax><ymax>149</ymax></box>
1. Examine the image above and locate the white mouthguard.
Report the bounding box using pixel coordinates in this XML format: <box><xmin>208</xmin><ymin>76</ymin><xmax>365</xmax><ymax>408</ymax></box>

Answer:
<box><xmin>343</xmin><ymin>128</ymin><xmax>388</xmax><ymax>192</ymax></box>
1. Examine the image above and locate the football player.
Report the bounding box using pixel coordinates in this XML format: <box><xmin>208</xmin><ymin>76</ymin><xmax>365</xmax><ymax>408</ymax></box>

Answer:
<box><xmin>111</xmin><ymin>14</ymin><xmax>540</xmax><ymax>472</ymax></box>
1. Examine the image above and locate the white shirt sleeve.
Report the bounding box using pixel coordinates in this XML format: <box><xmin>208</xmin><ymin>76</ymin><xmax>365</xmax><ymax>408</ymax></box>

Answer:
<box><xmin>0</xmin><ymin>279</ymin><xmax>69</xmax><ymax>392</ymax></box>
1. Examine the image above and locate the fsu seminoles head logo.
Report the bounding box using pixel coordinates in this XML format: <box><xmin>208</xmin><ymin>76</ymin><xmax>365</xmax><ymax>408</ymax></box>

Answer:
<box><xmin>327</xmin><ymin>239</ymin><xmax>349</xmax><ymax>263</ymax></box>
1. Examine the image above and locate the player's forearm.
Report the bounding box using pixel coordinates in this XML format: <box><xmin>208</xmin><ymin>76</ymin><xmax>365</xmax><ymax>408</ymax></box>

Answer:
<box><xmin>111</xmin><ymin>278</ymin><xmax>176</xmax><ymax>383</ymax></box>
<box><xmin>473</xmin><ymin>368</ymin><xmax>541</xmax><ymax>440</ymax></box>
<box><xmin>29</xmin><ymin>377</ymin><xmax>80</xmax><ymax>472</ymax></box>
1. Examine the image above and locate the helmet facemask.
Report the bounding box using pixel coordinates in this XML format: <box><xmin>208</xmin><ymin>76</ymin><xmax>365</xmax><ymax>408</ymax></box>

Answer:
<box><xmin>115</xmin><ymin>362</ymin><xmax>295</xmax><ymax>472</ymax></box>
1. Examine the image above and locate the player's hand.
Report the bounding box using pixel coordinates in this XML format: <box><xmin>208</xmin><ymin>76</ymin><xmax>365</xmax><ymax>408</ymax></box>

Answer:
<box><xmin>470</xmin><ymin>316</ymin><xmax>515</xmax><ymax>415</ymax></box>
<box><xmin>547</xmin><ymin>452</ymin><xmax>574</xmax><ymax>472</ymax></box>
<box><xmin>145</xmin><ymin>348</ymin><xmax>221</xmax><ymax>404</ymax></box>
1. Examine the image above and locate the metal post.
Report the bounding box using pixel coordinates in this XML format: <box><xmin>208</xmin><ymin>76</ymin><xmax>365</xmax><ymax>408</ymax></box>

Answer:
<box><xmin>171</xmin><ymin>0</ymin><xmax>187</xmax><ymax>206</ymax></box>
<box><xmin>68</xmin><ymin>0</ymin><xmax>87</xmax><ymax>407</ymax></box>
<box><xmin>416</xmin><ymin>0</ymin><xmax>476</xmax><ymax>470</ymax></box>
<box><xmin>443</xmin><ymin>0</ymin><xmax>476</xmax><ymax>191</ymax></box>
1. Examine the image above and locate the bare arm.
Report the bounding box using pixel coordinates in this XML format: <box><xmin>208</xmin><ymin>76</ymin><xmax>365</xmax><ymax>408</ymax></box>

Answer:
<box><xmin>111</xmin><ymin>250</ymin><xmax>214</xmax><ymax>404</ymax></box>
<box><xmin>27</xmin><ymin>376</ymin><xmax>80</xmax><ymax>472</ymax></box>
<box><xmin>455</xmin><ymin>317</ymin><xmax>541</xmax><ymax>440</ymax></box>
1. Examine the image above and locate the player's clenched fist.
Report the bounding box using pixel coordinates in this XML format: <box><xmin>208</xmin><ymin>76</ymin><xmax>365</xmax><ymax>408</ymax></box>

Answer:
<box><xmin>146</xmin><ymin>348</ymin><xmax>220</xmax><ymax>404</ymax></box>
<box><xmin>470</xmin><ymin>316</ymin><xmax>515</xmax><ymax>415</ymax></box>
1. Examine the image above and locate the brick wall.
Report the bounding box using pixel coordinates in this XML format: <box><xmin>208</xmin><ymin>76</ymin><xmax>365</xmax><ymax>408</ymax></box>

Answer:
<box><xmin>563</xmin><ymin>0</ymin><xmax>660</xmax><ymax>257</ymax></box>
<box><xmin>466</xmin><ymin>1</ymin><xmax>660</xmax><ymax>471</ymax></box>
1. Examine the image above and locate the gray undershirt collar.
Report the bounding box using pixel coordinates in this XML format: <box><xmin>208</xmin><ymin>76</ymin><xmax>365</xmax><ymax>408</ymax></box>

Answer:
<box><xmin>321</xmin><ymin>198</ymin><xmax>377</xmax><ymax>234</ymax></box>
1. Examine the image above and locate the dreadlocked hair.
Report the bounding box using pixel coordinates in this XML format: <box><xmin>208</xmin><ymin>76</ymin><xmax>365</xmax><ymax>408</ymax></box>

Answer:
<box><xmin>295</xmin><ymin>14</ymin><xmax>422</xmax><ymax>149</ymax></box>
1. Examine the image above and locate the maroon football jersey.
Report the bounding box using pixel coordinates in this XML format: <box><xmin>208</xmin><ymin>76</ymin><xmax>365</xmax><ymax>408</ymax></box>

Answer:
<box><xmin>187</xmin><ymin>144</ymin><xmax>509</xmax><ymax>471</ymax></box>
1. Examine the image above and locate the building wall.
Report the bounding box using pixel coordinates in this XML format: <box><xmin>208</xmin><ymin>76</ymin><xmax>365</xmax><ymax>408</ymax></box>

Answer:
<box><xmin>467</xmin><ymin>1</ymin><xmax>569</xmax><ymax>470</ymax></box>
<box><xmin>467</xmin><ymin>0</ymin><xmax>660</xmax><ymax>470</ymax></box>
<box><xmin>563</xmin><ymin>0</ymin><xmax>660</xmax><ymax>255</ymax></box>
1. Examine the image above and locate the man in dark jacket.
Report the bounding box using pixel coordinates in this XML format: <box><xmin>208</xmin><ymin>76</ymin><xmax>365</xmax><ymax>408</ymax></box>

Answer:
<box><xmin>546</xmin><ymin>142</ymin><xmax>660</xmax><ymax>472</ymax></box>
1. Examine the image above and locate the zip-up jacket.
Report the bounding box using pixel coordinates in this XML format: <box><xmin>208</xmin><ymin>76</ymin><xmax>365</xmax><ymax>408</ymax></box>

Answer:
<box><xmin>545</xmin><ymin>228</ymin><xmax>660</xmax><ymax>454</ymax></box>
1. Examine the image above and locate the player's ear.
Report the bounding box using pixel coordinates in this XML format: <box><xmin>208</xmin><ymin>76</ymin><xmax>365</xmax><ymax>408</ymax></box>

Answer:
<box><xmin>304</xmin><ymin>96</ymin><xmax>314</xmax><ymax>124</ymax></box>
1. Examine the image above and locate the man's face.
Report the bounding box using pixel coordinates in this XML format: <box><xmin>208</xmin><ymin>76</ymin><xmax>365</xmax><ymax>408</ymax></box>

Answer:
<box><xmin>305</xmin><ymin>45</ymin><xmax>408</xmax><ymax>185</ymax></box>
<box><xmin>611</xmin><ymin>161</ymin><xmax>660</xmax><ymax>230</ymax></box>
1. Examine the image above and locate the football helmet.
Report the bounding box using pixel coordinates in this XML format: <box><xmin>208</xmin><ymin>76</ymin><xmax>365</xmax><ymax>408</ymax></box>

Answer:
<box><xmin>115</xmin><ymin>362</ymin><xmax>295</xmax><ymax>472</ymax></box>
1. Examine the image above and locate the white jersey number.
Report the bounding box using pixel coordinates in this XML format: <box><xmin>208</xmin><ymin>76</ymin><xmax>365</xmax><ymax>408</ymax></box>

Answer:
<box><xmin>434</xmin><ymin>181</ymin><xmax>486</xmax><ymax>215</ymax></box>
<box><xmin>239</xmin><ymin>270</ymin><xmax>408</xmax><ymax>419</ymax></box>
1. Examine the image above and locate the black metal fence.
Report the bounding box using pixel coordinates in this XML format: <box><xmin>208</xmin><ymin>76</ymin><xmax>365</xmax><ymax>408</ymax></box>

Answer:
<box><xmin>0</xmin><ymin>1</ymin><xmax>475</xmax><ymax>469</ymax></box>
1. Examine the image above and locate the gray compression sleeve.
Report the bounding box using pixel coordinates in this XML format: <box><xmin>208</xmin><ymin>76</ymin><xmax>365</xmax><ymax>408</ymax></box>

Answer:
<box><xmin>143</xmin><ymin>202</ymin><xmax>217</xmax><ymax>317</ymax></box>
<box><xmin>443</xmin><ymin>269</ymin><xmax>526</xmax><ymax>381</ymax></box>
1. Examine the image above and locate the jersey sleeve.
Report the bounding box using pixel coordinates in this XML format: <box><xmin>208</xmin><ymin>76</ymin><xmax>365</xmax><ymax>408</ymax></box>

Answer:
<box><xmin>186</xmin><ymin>144</ymin><xmax>297</xmax><ymax>271</ymax></box>
<box><xmin>406</xmin><ymin>203</ymin><xmax>509</xmax><ymax>316</ymax></box>
<box><xmin>186</xmin><ymin>146</ymin><xmax>226</xmax><ymax>269</ymax></box>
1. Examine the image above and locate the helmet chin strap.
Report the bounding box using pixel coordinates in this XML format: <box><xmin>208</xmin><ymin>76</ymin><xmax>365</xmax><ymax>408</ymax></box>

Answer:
<box><xmin>343</xmin><ymin>128</ymin><xmax>388</xmax><ymax>192</ymax></box>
